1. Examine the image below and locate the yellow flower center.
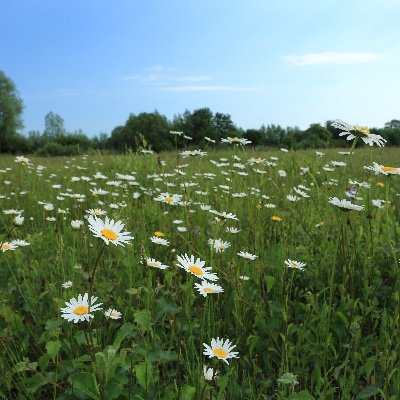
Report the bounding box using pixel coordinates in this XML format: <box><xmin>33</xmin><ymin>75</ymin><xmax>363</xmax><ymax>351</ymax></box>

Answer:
<box><xmin>204</xmin><ymin>287</ymin><xmax>214</xmax><ymax>293</ymax></box>
<box><xmin>101</xmin><ymin>228</ymin><xmax>118</xmax><ymax>240</ymax></box>
<box><xmin>1</xmin><ymin>243</ymin><xmax>10</xmax><ymax>251</ymax></box>
<box><xmin>218</xmin><ymin>244</ymin><xmax>225</xmax><ymax>250</ymax></box>
<box><xmin>272</xmin><ymin>215</ymin><xmax>281</xmax><ymax>221</ymax></box>
<box><xmin>148</xmin><ymin>261</ymin><xmax>159</xmax><ymax>268</ymax></box>
<box><xmin>231</xmin><ymin>137</ymin><xmax>240</xmax><ymax>142</ymax></box>
<box><xmin>74</xmin><ymin>305</ymin><xmax>89</xmax><ymax>315</ymax></box>
<box><xmin>110</xmin><ymin>311</ymin><xmax>117</xmax><ymax>317</ymax></box>
<box><xmin>165</xmin><ymin>196</ymin><xmax>174</xmax><ymax>203</ymax></box>
<box><xmin>189</xmin><ymin>265</ymin><xmax>204</xmax><ymax>276</ymax></box>
<box><xmin>213</xmin><ymin>348</ymin><xmax>228</xmax><ymax>358</ymax></box>
<box><xmin>155</xmin><ymin>231</ymin><xmax>165</xmax><ymax>237</ymax></box>
<box><xmin>352</xmin><ymin>125</ymin><xmax>370</xmax><ymax>136</ymax></box>
<box><xmin>382</xmin><ymin>166</ymin><xmax>397</xmax><ymax>172</ymax></box>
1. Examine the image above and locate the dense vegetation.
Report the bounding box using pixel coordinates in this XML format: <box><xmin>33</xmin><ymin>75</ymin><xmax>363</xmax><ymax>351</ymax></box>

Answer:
<box><xmin>0</xmin><ymin>146</ymin><xmax>399</xmax><ymax>399</ymax></box>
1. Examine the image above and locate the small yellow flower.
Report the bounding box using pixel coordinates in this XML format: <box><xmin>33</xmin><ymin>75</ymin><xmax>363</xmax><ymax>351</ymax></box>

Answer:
<box><xmin>154</xmin><ymin>231</ymin><xmax>165</xmax><ymax>237</ymax></box>
<box><xmin>271</xmin><ymin>215</ymin><xmax>281</xmax><ymax>222</ymax></box>
<box><xmin>376</xmin><ymin>182</ymin><xmax>384</xmax><ymax>187</ymax></box>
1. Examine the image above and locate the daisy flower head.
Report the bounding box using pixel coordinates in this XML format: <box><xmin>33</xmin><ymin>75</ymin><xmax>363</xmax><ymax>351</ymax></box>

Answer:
<box><xmin>13</xmin><ymin>215</ymin><xmax>24</xmax><ymax>226</ymax></box>
<box><xmin>284</xmin><ymin>259</ymin><xmax>306</xmax><ymax>271</ymax></box>
<box><xmin>15</xmin><ymin>156</ymin><xmax>30</xmax><ymax>165</ymax></box>
<box><xmin>1</xmin><ymin>241</ymin><xmax>18</xmax><ymax>252</ymax></box>
<box><xmin>364</xmin><ymin>162</ymin><xmax>400</xmax><ymax>175</ymax></box>
<box><xmin>176</xmin><ymin>254</ymin><xmax>218</xmax><ymax>281</ymax></box>
<box><xmin>155</xmin><ymin>192</ymin><xmax>183</xmax><ymax>205</ymax></box>
<box><xmin>195</xmin><ymin>281</ymin><xmax>224</xmax><ymax>297</ymax></box>
<box><xmin>237</xmin><ymin>251</ymin><xmax>257</xmax><ymax>260</ymax></box>
<box><xmin>221</xmin><ymin>136</ymin><xmax>251</xmax><ymax>146</ymax></box>
<box><xmin>331</xmin><ymin>119</ymin><xmax>386</xmax><ymax>147</ymax></box>
<box><xmin>208</xmin><ymin>238</ymin><xmax>231</xmax><ymax>253</ymax></box>
<box><xmin>329</xmin><ymin>197</ymin><xmax>364</xmax><ymax>212</ymax></box>
<box><xmin>203</xmin><ymin>337</ymin><xmax>239</xmax><ymax>364</ymax></box>
<box><xmin>146</xmin><ymin>258</ymin><xmax>169</xmax><ymax>269</ymax></box>
<box><xmin>105</xmin><ymin>308</ymin><xmax>122</xmax><ymax>320</ymax></box>
<box><xmin>86</xmin><ymin>208</ymin><xmax>107</xmax><ymax>217</ymax></box>
<box><xmin>88</xmin><ymin>216</ymin><xmax>133</xmax><ymax>246</ymax></box>
<box><xmin>71</xmin><ymin>219</ymin><xmax>84</xmax><ymax>229</ymax></box>
<box><xmin>62</xmin><ymin>281</ymin><xmax>73</xmax><ymax>289</ymax></box>
<box><xmin>203</xmin><ymin>366</ymin><xmax>217</xmax><ymax>381</ymax></box>
<box><xmin>60</xmin><ymin>293</ymin><xmax>103</xmax><ymax>323</ymax></box>
<box><xmin>226</xmin><ymin>226</ymin><xmax>241</xmax><ymax>234</ymax></box>
<box><xmin>150</xmin><ymin>236</ymin><xmax>170</xmax><ymax>246</ymax></box>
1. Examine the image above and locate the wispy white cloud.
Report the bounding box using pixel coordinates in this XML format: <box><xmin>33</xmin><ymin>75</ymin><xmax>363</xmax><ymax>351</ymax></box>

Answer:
<box><xmin>176</xmin><ymin>76</ymin><xmax>211</xmax><ymax>82</ymax></box>
<box><xmin>157</xmin><ymin>85</ymin><xmax>258</xmax><ymax>92</ymax></box>
<box><xmin>285</xmin><ymin>52</ymin><xmax>382</xmax><ymax>66</ymax></box>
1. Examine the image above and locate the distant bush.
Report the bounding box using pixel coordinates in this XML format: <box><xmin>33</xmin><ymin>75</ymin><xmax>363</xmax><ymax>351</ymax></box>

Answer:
<box><xmin>35</xmin><ymin>142</ymin><xmax>82</xmax><ymax>156</ymax></box>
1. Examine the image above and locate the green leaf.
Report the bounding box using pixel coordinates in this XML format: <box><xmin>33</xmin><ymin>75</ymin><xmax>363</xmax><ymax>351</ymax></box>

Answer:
<box><xmin>180</xmin><ymin>384</ymin><xmax>196</xmax><ymax>400</ymax></box>
<box><xmin>113</xmin><ymin>323</ymin><xmax>135</xmax><ymax>350</ymax></box>
<box><xmin>288</xmin><ymin>390</ymin><xmax>315</xmax><ymax>400</ymax></box>
<box><xmin>135</xmin><ymin>362</ymin><xmax>153</xmax><ymax>391</ymax></box>
<box><xmin>155</xmin><ymin>298</ymin><xmax>181</xmax><ymax>319</ymax></box>
<box><xmin>356</xmin><ymin>385</ymin><xmax>381</xmax><ymax>399</ymax></box>
<box><xmin>264</xmin><ymin>275</ymin><xmax>276</xmax><ymax>293</ymax></box>
<box><xmin>46</xmin><ymin>340</ymin><xmax>61</xmax><ymax>361</ymax></box>
<box><xmin>25</xmin><ymin>375</ymin><xmax>47</xmax><ymax>394</ymax></box>
<box><xmin>69</xmin><ymin>372</ymin><xmax>100</xmax><ymax>400</ymax></box>
<box><xmin>134</xmin><ymin>310</ymin><xmax>152</xmax><ymax>333</ymax></box>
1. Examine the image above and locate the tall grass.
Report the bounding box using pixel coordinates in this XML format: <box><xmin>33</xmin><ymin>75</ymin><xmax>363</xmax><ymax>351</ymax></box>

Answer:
<box><xmin>0</xmin><ymin>147</ymin><xmax>399</xmax><ymax>399</ymax></box>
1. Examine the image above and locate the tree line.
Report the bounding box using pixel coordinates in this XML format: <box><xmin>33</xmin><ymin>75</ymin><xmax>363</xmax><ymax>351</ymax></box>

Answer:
<box><xmin>1</xmin><ymin>70</ymin><xmax>400</xmax><ymax>155</ymax></box>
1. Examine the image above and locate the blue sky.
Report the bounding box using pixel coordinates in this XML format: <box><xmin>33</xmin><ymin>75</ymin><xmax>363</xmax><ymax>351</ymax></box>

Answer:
<box><xmin>1</xmin><ymin>0</ymin><xmax>400</xmax><ymax>137</ymax></box>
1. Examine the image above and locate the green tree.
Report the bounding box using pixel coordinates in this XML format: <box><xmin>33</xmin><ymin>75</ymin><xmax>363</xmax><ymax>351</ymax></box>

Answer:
<box><xmin>44</xmin><ymin>111</ymin><xmax>65</xmax><ymax>138</ymax></box>
<box><xmin>0</xmin><ymin>71</ymin><xmax>24</xmax><ymax>152</ymax></box>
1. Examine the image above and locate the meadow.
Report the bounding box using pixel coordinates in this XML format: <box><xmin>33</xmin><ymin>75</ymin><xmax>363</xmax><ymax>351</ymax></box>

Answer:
<box><xmin>0</xmin><ymin>143</ymin><xmax>399</xmax><ymax>399</ymax></box>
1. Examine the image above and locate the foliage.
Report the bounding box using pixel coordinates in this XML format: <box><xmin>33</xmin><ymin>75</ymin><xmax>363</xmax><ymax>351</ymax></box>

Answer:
<box><xmin>0</xmin><ymin>147</ymin><xmax>399</xmax><ymax>399</ymax></box>
<box><xmin>0</xmin><ymin>71</ymin><xmax>24</xmax><ymax>153</ymax></box>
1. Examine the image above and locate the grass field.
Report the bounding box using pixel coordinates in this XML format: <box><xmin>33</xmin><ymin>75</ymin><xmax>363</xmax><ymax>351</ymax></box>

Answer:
<box><xmin>0</xmin><ymin>146</ymin><xmax>399</xmax><ymax>399</ymax></box>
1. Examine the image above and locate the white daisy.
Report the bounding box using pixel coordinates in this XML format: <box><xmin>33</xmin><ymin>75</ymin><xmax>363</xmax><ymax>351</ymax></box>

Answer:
<box><xmin>221</xmin><ymin>137</ymin><xmax>251</xmax><ymax>145</ymax></box>
<box><xmin>86</xmin><ymin>208</ymin><xmax>107</xmax><ymax>217</ymax></box>
<box><xmin>237</xmin><ymin>251</ymin><xmax>257</xmax><ymax>260</ymax></box>
<box><xmin>284</xmin><ymin>259</ymin><xmax>306</xmax><ymax>271</ymax></box>
<box><xmin>146</xmin><ymin>258</ymin><xmax>169</xmax><ymax>269</ymax></box>
<box><xmin>60</xmin><ymin>293</ymin><xmax>103</xmax><ymax>323</ymax></box>
<box><xmin>332</xmin><ymin>119</ymin><xmax>386</xmax><ymax>147</ymax></box>
<box><xmin>194</xmin><ymin>281</ymin><xmax>224</xmax><ymax>297</ymax></box>
<box><xmin>328</xmin><ymin>197</ymin><xmax>364</xmax><ymax>212</ymax></box>
<box><xmin>1</xmin><ymin>241</ymin><xmax>18</xmax><ymax>252</ymax></box>
<box><xmin>105</xmin><ymin>308</ymin><xmax>122</xmax><ymax>320</ymax></box>
<box><xmin>364</xmin><ymin>162</ymin><xmax>400</xmax><ymax>175</ymax></box>
<box><xmin>154</xmin><ymin>192</ymin><xmax>183</xmax><ymax>205</ymax></box>
<box><xmin>87</xmin><ymin>216</ymin><xmax>133</xmax><ymax>246</ymax></box>
<box><xmin>208</xmin><ymin>239</ymin><xmax>231</xmax><ymax>253</ymax></box>
<box><xmin>62</xmin><ymin>281</ymin><xmax>73</xmax><ymax>289</ymax></box>
<box><xmin>203</xmin><ymin>366</ymin><xmax>217</xmax><ymax>381</ymax></box>
<box><xmin>226</xmin><ymin>227</ymin><xmax>241</xmax><ymax>234</ymax></box>
<box><xmin>203</xmin><ymin>338</ymin><xmax>239</xmax><ymax>364</ymax></box>
<box><xmin>176</xmin><ymin>254</ymin><xmax>218</xmax><ymax>281</ymax></box>
<box><xmin>150</xmin><ymin>237</ymin><xmax>170</xmax><ymax>246</ymax></box>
